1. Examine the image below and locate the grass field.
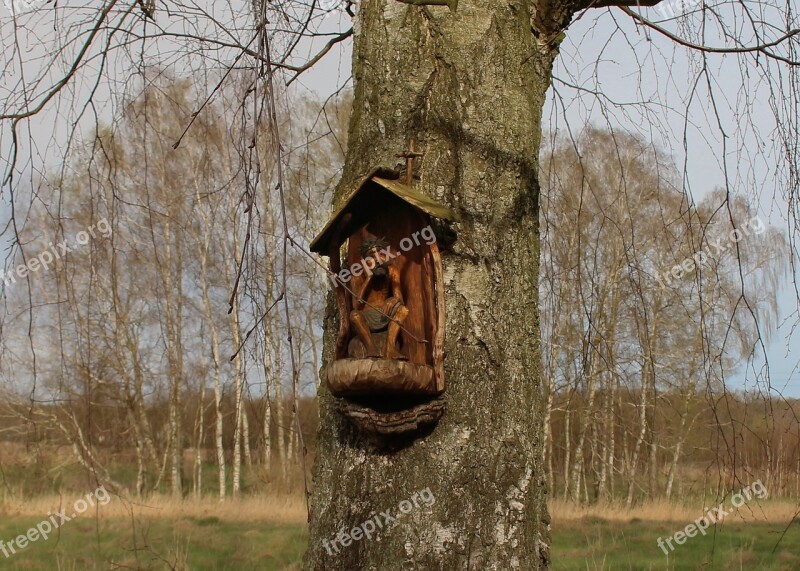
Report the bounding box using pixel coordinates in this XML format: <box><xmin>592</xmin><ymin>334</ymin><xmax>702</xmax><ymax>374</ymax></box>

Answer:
<box><xmin>1</xmin><ymin>495</ymin><xmax>798</xmax><ymax>569</ymax></box>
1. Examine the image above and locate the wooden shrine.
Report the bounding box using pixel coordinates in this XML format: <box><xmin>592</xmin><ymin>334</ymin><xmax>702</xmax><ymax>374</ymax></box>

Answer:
<box><xmin>310</xmin><ymin>163</ymin><xmax>459</xmax><ymax>404</ymax></box>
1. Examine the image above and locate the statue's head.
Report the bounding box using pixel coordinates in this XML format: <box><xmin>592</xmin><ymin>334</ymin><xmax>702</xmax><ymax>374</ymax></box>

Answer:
<box><xmin>360</xmin><ymin>236</ymin><xmax>391</xmax><ymax>276</ymax></box>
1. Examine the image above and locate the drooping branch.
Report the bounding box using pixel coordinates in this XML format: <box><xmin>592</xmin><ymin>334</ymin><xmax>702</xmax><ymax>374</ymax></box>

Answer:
<box><xmin>0</xmin><ymin>0</ymin><xmax>128</xmax><ymax>123</ymax></box>
<box><xmin>285</xmin><ymin>28</ymin><xmax>354</xmax><ymax>87</ymax></box>
<box><xmin>620</xmin><ymin>6</ymin><xmax>800</xmax><ymax>65</ymax></box>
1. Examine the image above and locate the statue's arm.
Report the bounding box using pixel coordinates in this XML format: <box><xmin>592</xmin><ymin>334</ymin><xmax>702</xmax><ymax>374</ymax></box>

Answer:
<box><xmin>354</xmin><ymin>274</ymin><xmax>370</xmax><ymax>309</ymax></box>
<box><xmin>390</xmin><ymin>267</ymin><xmax>404</xmax><ymax>304</ymax></box>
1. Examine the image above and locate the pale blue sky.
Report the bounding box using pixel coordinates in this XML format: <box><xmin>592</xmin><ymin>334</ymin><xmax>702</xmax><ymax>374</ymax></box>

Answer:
<box><xmin>1</xmin><ymin>1</ymin><xmax>797</xmax><ymax>395</ymax></box>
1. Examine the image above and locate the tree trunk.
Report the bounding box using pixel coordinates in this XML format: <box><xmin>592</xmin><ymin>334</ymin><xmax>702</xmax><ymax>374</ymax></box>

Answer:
<box><xmin>214</xmin><ymin>354</ymin><xmax>226</xmax><ymax>500</ymax></box>
<box><xmin>647</xmin><ymin>381</ymin><xmax>658</xmax><ymax>498</ymax></box>
<box><xmin>305</xmin><ymin>1</ymin><xmax>559</xmax><ymax>567</ymax></box>
<box><xmin>194</xmin><ymin>381</ymin><xmax>206</xmax><ymax>499</ymax></box>
<box><xmin>129</xmin><ymin>407</ymin><xmax>146</xmax><ymax>498</ymax></box>
<box><xmin>626</xmin><ymin>378</ymin><xmax>648</xmax><ymax>507</ymax></box>
<box><xmin>626</xmin><ymin>314</ymin><xmax>657</xmax><ymax>507</ymax></box>
<box><xmin>563</xmin><ymin>406</ymin><xmax>571</xmax><ymax>500</ymax></box>
<box><xmin>607</xmin><ymin>376</ymin><xmax>619</xmax><ymax>500</ymax></box>
<box><xmin>231</xmin><ymin>342</ymin><xmax>244</xmax><ymax>497</ymax></box>
<box><xmin>597</xmin><ymin>387</ymin><xmax>609</xmax><ymax>501</ymax></box>
<box><xmin>570</xmin><ymin>369</ymin><xmax>597</xmax><ymax>503</ymax></box>
<box><xmin>228</xmin><ymin>231</ymin><xmax>245</xmax><ymax>498</ymax></box>
<box><xmin>275</xmin><ymin>357</ymin><xmax>288</xmax><ymax>483</ymax></box>
<box><xmin>263</xmin><ymin>372</ymin><xmax>273</xmax><ymax>468</ymax></box>
<box><xmin>164</xmin><ymin>217</ymin><xmax>184</xmax><ymax>499</ymax></box>
<box><xmin>543</xmin><ymin>380</ymin><xmax>555</xmax><ymax>493</ymax></box>
<box><xmin>197</xmin><ymin>219</ymin><xmax>226</xmax><ymax>500</ymax></box>
<box><xmin>242</xmin><ymin>401</ymin><xmax>253</xmax><ymax>467</ymax></box>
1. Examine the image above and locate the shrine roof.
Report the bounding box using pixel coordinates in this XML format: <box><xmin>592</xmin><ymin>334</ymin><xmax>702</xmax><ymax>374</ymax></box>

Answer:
<box><xmin>309</xmin><ymin>166</ymin><xmax>459</xmax><ymax>254</ymax></box>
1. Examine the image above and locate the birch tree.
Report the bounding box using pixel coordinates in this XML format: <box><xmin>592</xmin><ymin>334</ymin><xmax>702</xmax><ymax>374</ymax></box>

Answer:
<box><xmin>2</xmin><ymin>0</ymin><xmax>800</xmax><ymax>567</ymax></box>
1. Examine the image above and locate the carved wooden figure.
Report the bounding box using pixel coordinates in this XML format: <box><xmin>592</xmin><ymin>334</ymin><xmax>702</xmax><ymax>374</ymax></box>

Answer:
<box><xmin>348</xmin><ymin>236</ymin><xmax>409</xmax><ymax>361</ymax></box>
<box><xmin>310</xmin><ymin>165</ymin><xmax>458</xmax><ymax>435</ymax></box>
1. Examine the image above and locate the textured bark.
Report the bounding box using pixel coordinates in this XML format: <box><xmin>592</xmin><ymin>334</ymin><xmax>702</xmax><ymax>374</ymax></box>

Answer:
<box><xmin>198</xmin><ymin>231</ymin><xmax>226</xmax><ymax>499</ymax></box>
<box><xmin>264</xmin><ymin>370</ymin><xmax>273</xmax><ymax>467</ymax></box>
<box><xmin>231</xmin><ymin>290</ymin><xmax>245</xmax><ymax>497</ymax></box>
<box><xmin>562</xmin><ymin>407</ymin><xmax>571</xmax><ymax>500</ymax></box>
<box><xmin>243</xmin><ymin>404</ymin><xmax>253</xmax><ymax>467</ymax></box>
<box><xmin>165</xmin><ymin>217</ymin><xmax>185</xmax><ymax>499</ymax></box>
<box><xmin>306</xmin><ymin>0</ymin><xmax>560</xmax><ymax>568</ymax></box>
<box><xmin>194</xmin><ymin>380</ymin><xmax>206</xmax><ymax>498</ymax></box>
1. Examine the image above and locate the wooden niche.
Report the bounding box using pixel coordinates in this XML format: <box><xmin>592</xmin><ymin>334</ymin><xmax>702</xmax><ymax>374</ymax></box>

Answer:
<box><xmin>310</xmin><ymin>166</ymin><xmax>458</xmax><ymax>437</ymax></box>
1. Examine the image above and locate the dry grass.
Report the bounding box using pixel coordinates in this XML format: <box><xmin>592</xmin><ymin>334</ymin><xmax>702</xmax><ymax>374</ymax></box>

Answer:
<box><xmin>0</xmin><ymin>493</ymin><xmax>308</xmax><ymax>524</ymax></box>
<box><xmin>549</xmin><ymin>497</ymin><xmax>800</xmax><ymax>524</ymax></box>
<box><xmin>3</xmin><ymin>490</ymin><xmax>798</xmax><ymax>527</ymax></box>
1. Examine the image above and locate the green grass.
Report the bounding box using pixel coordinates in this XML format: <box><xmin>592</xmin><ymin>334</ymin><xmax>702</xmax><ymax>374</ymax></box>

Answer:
<box><xmin>1</xmin><ymin>515</ymin><xmax>798</xmax><ymax>569</ymax></box>
<box><xmin>0</xmin><ymin>516</ymin><xmax>307</xmax><ymax>570</ymax></box>
<box><xmin>551</xmin><ymin>518</ymin><xmax>800</xmax><ymax>570</ymax></box>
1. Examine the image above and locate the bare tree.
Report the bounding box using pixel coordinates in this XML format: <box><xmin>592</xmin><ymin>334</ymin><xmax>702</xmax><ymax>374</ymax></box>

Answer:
<box><xmin>1</xmin><ymin>0</ymin><xmax>800</xmax><ymax>568</ymax></box>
